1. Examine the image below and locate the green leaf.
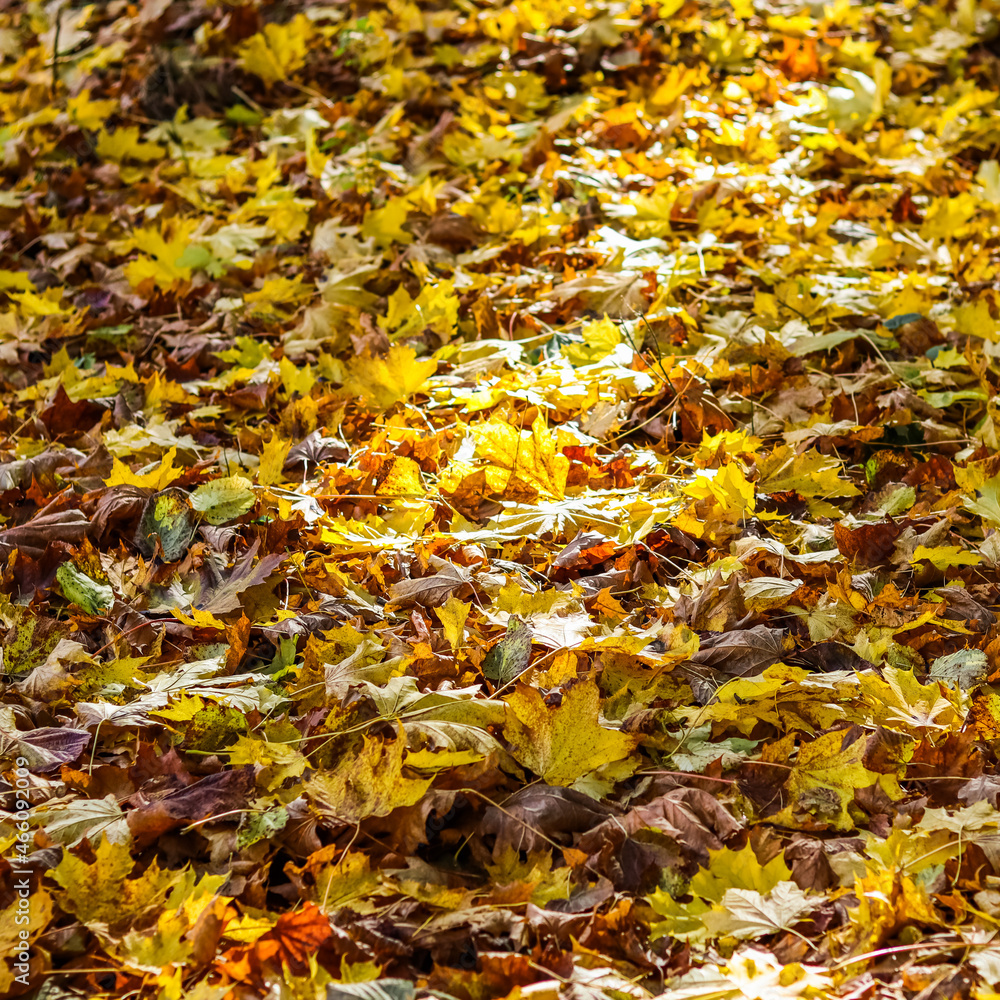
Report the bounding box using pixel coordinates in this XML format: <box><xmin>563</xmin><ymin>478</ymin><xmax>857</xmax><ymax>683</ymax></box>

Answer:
<box><xmin>483</xmin><ymin>616</ymin><xmax>532</xmax><ymax>685</ymax></box>
<box><xmin>135</xmin><ymin>487</ymin><xmax>196</xmax><ymax>561</ymax></box>
<box><xmin>190</xmin><ymin>475</ymin><xmax>256</xmax><ymax>525</ymax></box>
<box><xmin>56</xmin><ymin>564</ymin><xmax>113</xmax><ymax>614</ymax></box>
<box><xmin>688</xmin><ymin>844</ymin><xmax>792</xmax><ymax>903</ymax></box>
<box><xmin>918</xmin><ymin>388</ymin><xmax>987</xmax><ymax>408</ymax></box>
<box><xmin>175</xmin><ymin>245</ymin><xmax>213</xmax><ymax>270</ymax></box>
<box><xmin>929</xmin><ymin>649</ymin><xmax>989</xmax><ymax>689</ymax></box>
<box><xmin>175</xmin><ymin>244</ymin><xmax>227</xmax><ymax>278</ymax></box>
<box><xmin>237</xmin><ymin>807</ymin><xmax>288</xmax><ymax>849</ymax></box>
<box><xmin>226</xmin><ymin>104</ymin><xmax>263</xmax><ymax>126</ymax></box>
<box><xmin>34</xmin><ymin>794</ymin><xmax>130</xmax><ymax>848</ymax></box>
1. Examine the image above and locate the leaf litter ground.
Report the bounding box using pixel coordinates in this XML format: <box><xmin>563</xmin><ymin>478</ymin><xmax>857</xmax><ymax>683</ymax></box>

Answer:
<box><xmin>4</xmin><ymin>1</ymin><xmax>1000</xmax><ymax>999</ymax></box>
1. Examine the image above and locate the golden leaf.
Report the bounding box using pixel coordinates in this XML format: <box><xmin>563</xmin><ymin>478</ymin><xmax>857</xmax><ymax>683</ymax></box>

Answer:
<box><xmin>502</xmin><ymin>679</ymin><xmax>638</xmax><ymax>786</ymax></box>
<box><xmin>341</xmin><ymin>345</ymin><xmax>437</xmax><ymax>412</ymax></box>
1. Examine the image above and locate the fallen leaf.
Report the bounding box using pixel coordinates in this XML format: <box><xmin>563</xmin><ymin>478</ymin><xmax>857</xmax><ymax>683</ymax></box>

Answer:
<box><xmin>701</xmin><ymin>882</ymin><xmax>818</xmax><ymax>939</ymax></box>
<box><xmin>342</xmin><ymin>345</ymin><xmax>437</xmax><ymax>412</ymax></box>
<box><xmin>483</xmin><ymin>616</ymin><xmax>533</xmax><ymax>686</ymax></box>
<box><xmin>307</xmin><ymin>730</ymin><xmax>434</xmax><ymax>824</ymax></box>
<box><xmin>502</xmin><ymin>679</ymin><xmax>639</xmax><ymax>787</ymax></box>
<box><xmin>190</xmin><ymin>475</ymin><xmax>256</xmax><ymax>524</ymax></box>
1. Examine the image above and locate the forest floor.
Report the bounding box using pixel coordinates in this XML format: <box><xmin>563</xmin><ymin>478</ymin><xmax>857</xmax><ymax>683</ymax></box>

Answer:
<box><xmin>4</xmin><ymin>0</ymin><xmax>1000</xmax><ymax>999</ymax></box>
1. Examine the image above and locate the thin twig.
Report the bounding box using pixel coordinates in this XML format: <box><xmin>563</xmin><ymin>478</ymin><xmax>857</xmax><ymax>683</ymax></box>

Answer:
<box><xmin>51</xmin><ymin>5</ymin><xmax>62</xmax><ymax>99</ymax></box>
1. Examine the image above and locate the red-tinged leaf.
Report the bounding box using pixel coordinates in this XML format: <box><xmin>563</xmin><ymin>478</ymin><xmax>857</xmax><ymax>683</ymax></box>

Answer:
<box><xmin>250</xmin><ymin>902</ymin><xmax>333</xmax><ymax>974</ymax></box>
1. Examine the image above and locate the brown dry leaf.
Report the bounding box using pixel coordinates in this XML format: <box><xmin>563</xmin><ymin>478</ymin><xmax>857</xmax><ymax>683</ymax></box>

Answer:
<box><xmin>478</xmin><ymin>784</ymin><xmax>615</xmax><ymax>858</ymax></box>
<box><xmin>834</xmin><ymin>518</ymin><xmax>906</xmax><ymax>567</ymax></box>
<box><xmin>126</xmin><ymin>765</ymin><xmax>256</xmax><ymax>847</ymax></box>
<box><xmin>0</xmin><ymin>508</ymin><xmax>90</xmax><ymax>559</ymax></box>
<box><xmin>388</xmin><ymin>557</ymin><xmax>475</xmax><ymax>607</ymax></box>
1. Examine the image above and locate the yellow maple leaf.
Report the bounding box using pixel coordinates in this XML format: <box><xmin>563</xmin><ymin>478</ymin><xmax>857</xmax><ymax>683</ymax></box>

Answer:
<box><xmin>849</xmin><ymin>867</ymin><xmax>942</xmax><ymax>954</ymax></box>
<box><xmin>561</xmin><ymin>315</ymin><xmax>622</xmax><ymax>366</ymax></box>
<box><xmin>305</xmin><ymin>128</ymin><xmax>328</xmax><ymax>179</ymax></box>
<box><xmin>341</xmin><ymin>344</ymin><xmax>437</xmax><ymax>411</ymax></box>
<box><xmin>380</xmin><ymin>280</ymin><xmax>458</xmax><ymax>342</ymax></box>
<box><xmin>306</xmin><ymin>729</ymin><xmax>433</xmax><ymax>823</ymax></box>
<box><xmin>682</xmin><ymin>462</ymin><xmax>756</xmax><ymax>516</ymax></box>
<box><xmin>66</xmin><ymin>90</ymin><xmax>119</xmax><ymax>131</ymax></box>
<box><xmin>435</xmin><ymin>596</ymin><xmax>470</xmax><ymax>652</ymax></box>
<box><xmin>279</xmin><ymin>355</ymin><xmax>316</xmax><ymax>397</ymax></box>
<box><xmin>769</xmin><ymin>729</ymin><xmax>903</xmax><ymax>831</ymax></box>
<box><xmin>466</xmin><ymin>413</ymin><xmax>571</xmax><ymax>500</ymax></box>
<box><xmin>144</xmin><ymin>371</ymin><xmax>197</xmax><ymax>411</ymax></box>
<box><xmin>0</xmin><ymin>270</ymin><xmax>33</xmax><ymax>291</ymax></box>
<box><xmin>10</xmin><ymin>288</ymin><xmax>69</xmax><ymax>317</ymax></box>
<box><xmin>245</xmin><ymin>275</ymin><xmax>313</xmax><ymax>313</ymax></box>
<box><xmin>104</xmin><ymin>447</ymin><xmax>182</xmax><ymax>490</ymax></box>
<box><xmin>361</xmin><ymin>197</ymin><xmax>414</xmax><ymax>249</ymax></box>
<box><xmin>375</xmin><ymin>455</ymin><xmax>424</xmax><ymax>497</ymax></box>
<box><xmin>258</xmin><ymin>434</ymin><xmax>291</xmax><ymax>487</ymax></box>
<box><xmin>238</xmin><ymin>14</ymin><xmax>313</xmax><ymax>86</ymax></box>
<box><xmin>0</xmin><ymin>890</ymin><xmax>52</xmax><ymax>990</ymax></box>
<box><xmin>756</xmin><ymin>445</ymin><xmax>860</xmax><ymax>516</ymax></box>
<box><xmin>857</xmin><ymin>665</ymin><xmax>963</xmax><ymax>733</ymax></box>
<box><xmin>124</xmin><ymin>218</ymin><xmax>200</xmax><ymax>291</ymax></box>
<box><xmin>51</xmin><ymin>835</ymin><xmax>183</xmax><ymax>931</ymax></box>
<box><xmin>284</xmin><ymin>849</ymin><xmax>382</xmax><ymax>913</ymax></box>
<box><xmin>95</xmin><ymin>126</ymin><xmax>164</xmax><ymax>163</ymax></box>
<box><xmin>649</xmin><ymin>63</ymin><xmax>707</xmax><ymax>107</ymax></box>
<box><xmin>688</xmin><ymin>844</ymin><xmax>793</xmax><ymax>902</ymax></box>
<box><xmin>910</xmin><ymin>544</ymin><xmax>981</xmax><ymax>570</ymax></box>
<box><xmin>172</xmin><ymin>606</ymin><xmax>227</xmax><ymax>630</ymax></box>
<box><xmin>502</xmin><ymin>679</ymin><xmax>638</xmax><ymax>786</ymax></box>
